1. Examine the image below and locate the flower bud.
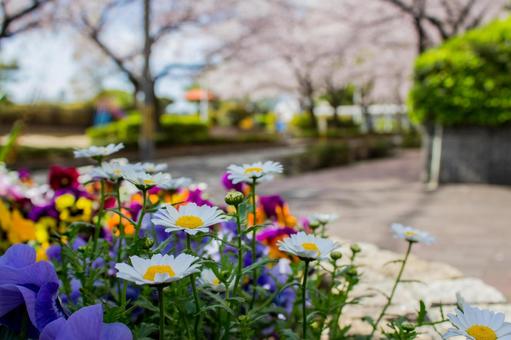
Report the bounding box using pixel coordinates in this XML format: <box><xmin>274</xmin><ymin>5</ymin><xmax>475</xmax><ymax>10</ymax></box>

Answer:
<box><xmin>143</xmin><ymin>237</ymin><xmax>154</xmax><ymax>249</ymax></box>
<box><xmin>402</xmin><ymin>322</ymin><xmax>415</xmax><ymax>331</ymax></box>
<box><xmin>330</xmin><ymin>251</ymin><xmax>343</xmax><ymax>261</ymax></box>
<box><xmin>350</xmin><ymin>243</ymin><xmax>361</xmax><ymax>254</ymax></box>
<box><xmin>225</xmin><ymin>190</ymin><xmax>244</xmax><ymax>206</ymax></box>
<box><xmin>219</xmin><ymin>270</ymin><xmax>231</xmax><ymax>281</ymax></box>
<box><xmin>309</xmin><ymin>220</ymin><xmax>321</xmax><ymax>230</ymax></box>
<box><xmin>347</xmin><ymin>266</ymin><xmax>357</xmax><ymax>276</ymax></box>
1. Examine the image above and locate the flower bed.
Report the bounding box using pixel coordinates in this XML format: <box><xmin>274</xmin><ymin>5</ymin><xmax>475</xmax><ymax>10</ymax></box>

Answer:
<box><xmin>0</xmin><ymin>143</ymin><xmax>509</xmax><ymax>339</ymax></box>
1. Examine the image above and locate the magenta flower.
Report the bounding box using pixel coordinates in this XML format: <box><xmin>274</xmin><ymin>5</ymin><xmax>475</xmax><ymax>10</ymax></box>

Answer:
<box><xmin>256</xmin><ymin>226</ymin><xmax>297</xmax><ymax>243</ymax></box>
<box><xmin>221</xmin><ymin>172</ymin><xmax>245</xmax><ymax>192</ymax></box>
<box><xmin>48</xmin><ymin>165</ymin><xmax>80</xmax><ymax>191</ymax></box>
<box><xmin>187</xmin><ymin>188</ymin><xmax>214</xmax><ymax>207</ymax></box>
<box><xmin>40</xmin><ymin>304</ymin><xmax>132</xmax><ymax>340</ymax></box>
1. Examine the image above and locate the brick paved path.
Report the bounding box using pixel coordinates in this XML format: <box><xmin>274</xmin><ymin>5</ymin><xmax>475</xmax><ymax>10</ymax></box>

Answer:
<box><xmin>166</xmin><ymin>149</ymin><xmax>511</xmax><ymax>298</ymax></box>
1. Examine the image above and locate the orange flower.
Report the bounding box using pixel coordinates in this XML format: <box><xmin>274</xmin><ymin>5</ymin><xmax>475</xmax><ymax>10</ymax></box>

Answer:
<box><xmin>248</xmin><ymin>206</ymin><xmax>265</xmax><ymax>226</ymax></box>
<box><xmin>9</xmin><ymin>210</ymin><xmax>36</xmax><ymax>243</ymax></box>
<box><xmin>275</xmin><ymin>204</ymin><xmax>297</xmax><ymax>228</ymax></box>
<box><xmin>106</xmin><ymin>209</ymin><xmax>135</xmax><ymax>236</ymax></box>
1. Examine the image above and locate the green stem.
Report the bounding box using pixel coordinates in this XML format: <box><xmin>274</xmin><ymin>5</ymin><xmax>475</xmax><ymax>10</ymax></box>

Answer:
<box><xmin>223</xmin><ymin>287</ymin><xmax>231</xmax><ymax>339</ymax></box>
<box><xmin>114</xmin><ymin>182</ymin><xmax>125</xmax><ymax>304</ymax></box>
<box><xmin>249</xmin><ymin>178</ymin><xmax>257</xmax><ymax>309</ymax></box>
<box><xmin>187</xmin><ymin>234</ymin><xmax>201</xmax><ymax>340</ymax></box>
<box><xmin>59</xmin><ymin>237</ymin><xmax>72</xmax><ymax>301</ymax></box>
<box><xmin>92</xmin><ymin>179</ymin><xmax>106</xmax><ymax>254</ymax></box>
<box><xmin>320</xmin><ymin>222</ymin><xmax>326</xmax><ymax>238</ymax></box>
<box><xmin>232</xmin><ymin>206</ymin><xmax>243</xmax><ymax>297</ymax></box>
<box><xmin>331</xmin><ymin>251</ymin><xmax>360</xmax><ymax>338</ymax></box>
<box><xmin>132</xmin><ymin>189</ymin><xmax>148</xmax><ymax>250</ymax></box>
<box><xmin>369</xmin><ymin>241</ymin><xmax>413</xmax><ymax>338</ymax></box>
<box><xmin>121</xmin><ymin>281</ymin><xmax>128</xmax><ymax>308</ymax></box>
<box><xmin>157</xmin><ymin>285</ymin><xmax>165</xmax><ymax>340</ymax></box>
<box><xmin>331</xmin><ymin>276</ymin><xmax>355</xmax><ymax>339</ymax></box>
<box><xmin>115</xmin><ymin>182</ymin><xmax>124</xmax><ymax>261</ymax></box>
<box><xmin>302</xmin><ymin>260</ymin><xmax>310</xmax><ymax>339</ymax></box>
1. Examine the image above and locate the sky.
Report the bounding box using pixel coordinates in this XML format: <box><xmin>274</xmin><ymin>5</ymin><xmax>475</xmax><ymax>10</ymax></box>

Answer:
<box><xmin>1</xmin><ymin>25</ymin><xmax>196</xmax><ymax>112</ymax></box>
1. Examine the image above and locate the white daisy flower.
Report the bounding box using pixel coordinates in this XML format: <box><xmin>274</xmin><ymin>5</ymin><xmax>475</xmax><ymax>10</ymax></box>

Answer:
<box><xmin>199</xmin><ymin>269</ymin><xmax>227</xmax><ymax>291</ymax></box>
<box><xmin>391</xmin><ymin>223</ymin><xmax>435</xmax><ymax>245</ymax></box>
<box><xmin>227</xmin><ymin>161</ymin><xmax>283</xmax><ymax>184</ymax></box>
<box><xmin>277</xmin><ymin>231</ymin><xmax>339</xmax><ymax>260</ymax></box>
<box><xmin>115</xmin><ymin>253</ymin><xmax>200</xmax><ymax>285</ymax></box>
<box><xmin>73</xmin><ymin>143</ymin><xmax>124</xmax><ymax>159</ymax></box>
<box><xmin>158</xmin><ymin>177</ymin><xmax>192</xmax><ymax>191</ymax></box>
<box><xmin>134</xmin><ymin>162</ymin><xmax>168</xmax><ymax>174</ymax></box>
<box><xmin>444</xmin><ymin>303</ymin><xmax>511</xmax><ymax>340</ymax></box>
<box><xmin>310</xmin><ymin>213</ymin><xmax>339</xmax><ymax>225</ymax></box>
<box><xmin>89</xmin><ymin>160</ymin><xmax>134</xmax><ymax>182</ymax></box>
<box><xmin>122</xmin><ymin>169</ymin><xmax>170</xmax><ymax>189</ymax></box>
<box><xmin>151</xmin><ymin>202</ymin><xmax>227</xmax><ymax>235</ymax></box>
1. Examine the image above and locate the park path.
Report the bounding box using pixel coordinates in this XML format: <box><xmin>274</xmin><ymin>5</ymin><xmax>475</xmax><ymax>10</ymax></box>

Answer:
<box><xmin>164</xmin><ymin>149</ymin><xmax>511</xmax><ymax>298</ymax></box>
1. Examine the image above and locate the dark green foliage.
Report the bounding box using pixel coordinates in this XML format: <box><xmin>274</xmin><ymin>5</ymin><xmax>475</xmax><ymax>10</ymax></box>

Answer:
<box><xmin>93</xmin><ymin>89</ymin><xmax>136</xmax><ymax>110</ymax></box>
<box><xmin>410</xmin><ymin>17</ymin><xmax>511</xmax><ymax>126</ymax></box>
<box><xmin>401</xmin><ymin>129</ymin><xmax>421</xmax><ymax>148</ymax></box>
<box><xmin>290</xmin><ymin>114</ymin><xmax>361</xmax><ymax>138</ymax></box>
<box><xmin>0</xmin><ymin>102</ymin><xmax>95</xmax><ymax>127</ymax></box>
<box><xmin>283</xmin><ymin>137</ymin><xmax>395</xmax><ymax>175</ymax></box>
<box><xmin>320</xmin><ymin>84</ymin><xmax>356</xmax><ymax>108</ymax></box>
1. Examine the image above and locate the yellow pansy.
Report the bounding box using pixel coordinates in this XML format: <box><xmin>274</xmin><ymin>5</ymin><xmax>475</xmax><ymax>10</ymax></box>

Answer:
<box><xmin>0</xmin><ymin>200</ymin><xmax>12</xmax><ymax>231</ymax></box>
<box><xmin>36</xmin><ymin>242</ymin><xmax>50</xmax><ymax>261</ymax></box>
<box><xmin>35</xmin><ymin>223</ymin><xmax>50</xmax><ymax>244</ymax></box>
<box><xmin>56</xmin><ymin>194</ymin><xmax>93</xmax><ymax>223</ymax></box>
<box><xmin>55</xmin><ymin>193</ymin><xmax>75</xmax><ymax>211</ymax></box>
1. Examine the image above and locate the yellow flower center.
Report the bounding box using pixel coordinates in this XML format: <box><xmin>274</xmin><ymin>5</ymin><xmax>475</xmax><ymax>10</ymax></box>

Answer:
<box><xmin>143</xmin><ymin>265</ymin><xmax>175</xmax><ymax>281</ymax></box>
<box><xmin>244</xmin><ymin>167</ymin><xmax>263</xmax><ymax>174</ymax></box>
<box><xmin>302</xmin><ymin>242</ymin><xmax>319</xmax><ymax>252</ymax></box>
<box><xmin>404</xmin><ymin>231</ymin><xmax>416</xmax><ymax>237</ymax></box>
<box><xmin>467</xmin><ymin>325</ymin><xmax>496</xmax><ymax>340</ymax></box>
<box><xmin>143</xmin><ymin>179</ymin><xmax>155</xmax><ymax>185</ymax></box>
<box><xmin>176</xmin><ymin>215</ymin><xmax>204</xmax><ymax>229</ymax></box>
<box><xmin>114</xmin><ymin>169</ymin><xmax>122</xmax><ymax>176</ymax></box>
<box><xmin>212</xmin><ymin>278</ymin><xmax>221</xmax><ymax>285</ymax></box>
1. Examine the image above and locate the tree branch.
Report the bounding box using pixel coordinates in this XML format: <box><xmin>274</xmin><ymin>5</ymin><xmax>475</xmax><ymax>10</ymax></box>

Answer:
<box><xmin>78</xmin><ymin>11</ymin><xmax>140</xmax><ymax>89</ymax></box>
<box><xmin>0</xmin><ymin>0</ymin><xmax>53</xmax><ymax>39</ymax></box>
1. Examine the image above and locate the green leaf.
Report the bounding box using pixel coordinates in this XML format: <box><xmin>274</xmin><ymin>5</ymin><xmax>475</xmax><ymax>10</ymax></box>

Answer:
<box><xmin>241</xmin><ymin>258</ymin><xmax>276</xmax><ymax>276</ymax></box>
<box><xmin>417</xmin><ymin>300</ymin><xmax>427</xmax><ymax>325</ymax></box>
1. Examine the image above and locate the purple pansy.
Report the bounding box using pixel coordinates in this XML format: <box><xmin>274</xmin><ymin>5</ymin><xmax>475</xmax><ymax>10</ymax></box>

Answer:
<box><xmin>0</xmin><ymin>244</ymin><xmax>63</xmax><ymax>337</ymax></box>
<box><xmin>28</xmin><ymin>203</ymin><xmax>59</xmax><ymax>222</ymax></box>
<box><xmin>259</xmin><ymin>195</ymin><xmax>285</xmax><ymax>219</ymax></box>
<box><xmin>40</xmin><ymin>304</ymin><xmax>132</xmax><ymax>340</ymax></box>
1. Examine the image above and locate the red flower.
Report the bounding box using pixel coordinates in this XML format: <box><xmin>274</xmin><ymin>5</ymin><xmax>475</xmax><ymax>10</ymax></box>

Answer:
<box><xmin>48</xmin><ymin>165</ymin><xmax>80</xmax><ymax>190</ymax></box>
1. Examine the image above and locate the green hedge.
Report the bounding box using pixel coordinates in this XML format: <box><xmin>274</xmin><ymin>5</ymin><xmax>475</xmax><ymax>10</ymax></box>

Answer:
<box><xmin>283</xmin><ymin>137</ymin><xmax>395</xmax><ymax>175</ymax></box>
<box><xmin>0</xmin><ymin>102</ymin><xmax>94</xmax><ymax>127</ymax></box>
<box><xmin>87</xmin><ymin>114</ymin><xmax>209</xmax><ymax>146</ymax></box>
<box><xmin>410</xmin><ymin>17</ymin><xmax>511</xmax><ymax>126</ymax></box>
<box><xmin>289</xmin><ymin>113</ymin><xmax>360</xmax><ymax>137</ymax></box>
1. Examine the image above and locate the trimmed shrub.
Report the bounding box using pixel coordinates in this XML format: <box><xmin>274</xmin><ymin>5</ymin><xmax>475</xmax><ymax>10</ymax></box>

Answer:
<box><xmin>283</xmin><ymin>136</ymin><xmax>395</xmax><ymax>175</ymax></box>
<box><xmin>87</xmin><ymin>114</ymin><xmax>209</xmax><ymax>146</ymax></box>
<box><xmin>0</xmin><ymin>102</ymin><xmax>94</xmax><ymax>127</ymax></box>
<box><xmin>410</xmin><ymin>17</ymin><xmax>511</xmax><ymax>126</ymax></box>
